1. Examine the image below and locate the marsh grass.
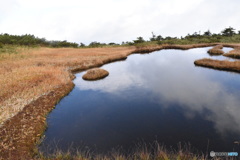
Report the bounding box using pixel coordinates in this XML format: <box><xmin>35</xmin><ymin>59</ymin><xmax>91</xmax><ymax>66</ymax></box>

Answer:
<box><xmin>0</xmin><ymin>45</ymin><xmax>18</xmax><ymax>54</ymax></box>
<box><xmin>224</xmin><ymin>47</ymin><xmax>240</xmax><ymax>59</ymax></box>
<box><xmin>0</xmin><ymin>46</ymin><xmax>135</xmax><ymax>126</ymax></box>
<box><xmin>194</xmin><ymin>58</ymin><xmax>240</xmax><ymax>73</ymax></box>
<box><xmin>0</xmin><ymin>45</ymin><xmax>39</xmax><ymax>61</ymax></box>
<box><xmin>134</xmin><ymin>43</ymin><xmax>214</xmax><ymax>54</ymax></box>
<box><xmin>82</xmin><ymin>68</ymin><xmax>109</xmax><ymax>80</ymax></box>
<box><xmin>207</xmin><ymin>45</ymin><xmax>224</xmax><ymax>55</ymax></box>
<box><xmin>37</xmin><ymin>142</ymin><xmax>207</xmax><ymax>160</ymax></box>
<box><xmin>36</xmin><ymin>141</ymin><xmax>239</xmax><ymax>160</ymax></box>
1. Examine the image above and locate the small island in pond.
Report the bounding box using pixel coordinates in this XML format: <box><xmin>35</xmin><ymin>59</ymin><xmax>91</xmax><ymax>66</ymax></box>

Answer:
<box><xmin>82</xmin><ymin>68</ymin><xmax>109</xmax><ymax>80</ymax></box>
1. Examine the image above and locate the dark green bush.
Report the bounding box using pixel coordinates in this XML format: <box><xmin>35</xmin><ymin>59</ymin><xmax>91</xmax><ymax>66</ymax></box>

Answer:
<box><xmin>0</xmin><ymin>34</ymin><xmax>79</xmax><ymax>48</ymax></box>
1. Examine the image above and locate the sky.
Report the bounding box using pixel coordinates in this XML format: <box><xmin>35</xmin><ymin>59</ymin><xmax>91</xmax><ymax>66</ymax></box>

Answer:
<box><xmin>1</xmin><ymin>0</ymin><xmax>240</xmax><ymax>44</ymax></box>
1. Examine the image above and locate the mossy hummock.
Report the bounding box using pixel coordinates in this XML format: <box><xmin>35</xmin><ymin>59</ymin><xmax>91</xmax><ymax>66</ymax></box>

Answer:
<box><xmin>207</xmin><ymin>45</ymin><xmax>224</xmax><ymax>55</ymax></box>
<box><xmin>224</xmin><ymin>48</ymin><xmax>240</xmax><ymax>59</ymax></box>
<box><xmin>82</xmin><ymin>68</ymin><xmax>109</xmax><ymax>80</ymax></box>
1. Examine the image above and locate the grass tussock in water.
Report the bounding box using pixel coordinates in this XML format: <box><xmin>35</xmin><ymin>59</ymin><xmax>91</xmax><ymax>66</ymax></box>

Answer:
<box><xmin>82</xmin><ymin>68</ymin><xmax>109</xmax><ymax>80</ymax></box>
<box><xmin>224</xmin><ymin>47</ymin><xmax>240</xmax><ymax>59</ymax></box>
<box><xmin>207</xmin><ymin>45</ymin><xmax>224</xmax><ymax>55</ymax></box>
<box><xmin>194</xmin><ymin>58</ymin><xmax>240</xmax><ymax>73</ymax></box>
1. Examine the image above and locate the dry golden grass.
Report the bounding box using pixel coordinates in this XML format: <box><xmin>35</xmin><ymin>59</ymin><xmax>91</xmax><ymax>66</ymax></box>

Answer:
<box><xmin>223</xmin><ymin>47</ymin><xmax>240</xmax><ymax>59</ymax></box>
<box><xmin>194</xmin><ymin>58</ymin><xmax>240</xmax><ymax>73</ymax></box>
<box><xmin>207</xmin><ymin>45</ymin><xmax>224</xmax><ymax>55</ymax></box>
<box><xmin>82</xmin><ymin>68</ymin><xmax>109</xmax><ymax>80</ymax></box>
<box><xmin>38</xmin><ymin>142</ymin><xmax>206</xmax><ymax>160</ymax></box>
<box><xmin>134</xmin><ymin>43</ymin><xmax>214</xmax><ymax>53</ymax></box>
<box><xmin>0</xmin><ymin>47</ymin><xmax>135</xmax><ymax>126</ymax></box>
<box><xmin>162</xmin><ymin>43</ymin><xmax>215</xmax><ymax>50</ymax></box>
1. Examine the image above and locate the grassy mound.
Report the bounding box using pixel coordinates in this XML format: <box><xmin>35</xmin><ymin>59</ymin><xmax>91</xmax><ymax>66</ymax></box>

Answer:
<box><xmin>194</xmin><ymin>58</ymin><xmax>240</xmax><ymax>73</ymax></box>
<box><xmin>224</xmin><ymin>47</ymin><xmax>240</xmax><ymax>59</ymax></box>
<box><xmin>207</xmin><ymin>45</ymin><xmax>224</xmax><ymax>55</ymax></box>
<box><xmin>82</xmin><ymin>68</ymin><xmax>109</xmax><ymax>80</ymax></box>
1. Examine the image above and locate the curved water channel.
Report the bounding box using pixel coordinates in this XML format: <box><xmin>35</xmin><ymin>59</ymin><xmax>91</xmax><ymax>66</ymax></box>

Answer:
<box><xmin>40</xmin><ymin>47</ymin><xmax>240</xmax><ymax>154</ymax></box>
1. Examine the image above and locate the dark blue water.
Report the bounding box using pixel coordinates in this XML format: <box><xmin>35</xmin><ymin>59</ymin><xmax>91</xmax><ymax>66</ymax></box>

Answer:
<box><xmin>40</xmin><ymin>47</ymin><xmax>240</xmax><ymax>154</ymax></box>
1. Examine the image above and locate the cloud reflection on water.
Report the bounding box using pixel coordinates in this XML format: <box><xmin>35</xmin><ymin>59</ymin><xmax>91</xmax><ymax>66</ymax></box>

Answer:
<box><xmin>75</xmin><ymin>48</ymin><xmax>240</xmax><ymax>136</ymax></box>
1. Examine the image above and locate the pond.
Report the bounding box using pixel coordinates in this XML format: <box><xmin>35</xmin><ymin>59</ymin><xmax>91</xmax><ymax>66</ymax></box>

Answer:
<box><xmin>39</xmin><ymin>47</ymin><xmax>240</xmax><ymax>155</ymax></box>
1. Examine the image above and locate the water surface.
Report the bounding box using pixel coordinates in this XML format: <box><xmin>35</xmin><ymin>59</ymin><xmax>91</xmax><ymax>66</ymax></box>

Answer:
<box><xmin>40</xmin><ymin>47</ymin><xmax>240</xmax><ymax>154</ymax></box>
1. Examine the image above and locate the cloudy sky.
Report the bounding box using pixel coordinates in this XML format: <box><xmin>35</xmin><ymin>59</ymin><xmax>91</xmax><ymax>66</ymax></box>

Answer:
<box><xmin>1</xmin><ymin>0</ymin><xmax>240</xmax><ymax>44</ymax></box>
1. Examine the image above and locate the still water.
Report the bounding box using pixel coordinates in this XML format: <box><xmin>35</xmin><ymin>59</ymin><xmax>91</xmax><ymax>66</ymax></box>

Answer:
<box><xmin>40</xmin><ymin>47</ymin><xmax>240</xmax><ymax>154</ymax></box>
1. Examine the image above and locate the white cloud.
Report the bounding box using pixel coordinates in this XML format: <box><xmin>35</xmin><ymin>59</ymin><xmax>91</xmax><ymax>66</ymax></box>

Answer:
<box><xmin>0</xmin><ymin>0</ymin><xmax>240</xmax><ymax>44</ymax></box>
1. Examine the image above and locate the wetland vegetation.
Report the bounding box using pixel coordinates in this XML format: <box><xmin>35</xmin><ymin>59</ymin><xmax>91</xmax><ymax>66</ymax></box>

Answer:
<box><xmin>1</xmin><ymin>27</ymin><xmax>240</xmax><ymax>159</ymax></box>
<box><xmin>82</xmin><ymin>68</ymin><xmax>109</xmax><ymax>80</ymax></box>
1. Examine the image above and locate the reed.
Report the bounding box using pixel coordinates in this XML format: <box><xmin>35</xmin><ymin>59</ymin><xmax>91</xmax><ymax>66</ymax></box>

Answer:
<box><xmin>38</xmin><ymin>141</ymin><xmax>237</xmax><ymax>159</ymax></box>
<box><xmin>37</xmin><ymin>142</ymin><xmax>206</xmax><ymax>160</ymax></box>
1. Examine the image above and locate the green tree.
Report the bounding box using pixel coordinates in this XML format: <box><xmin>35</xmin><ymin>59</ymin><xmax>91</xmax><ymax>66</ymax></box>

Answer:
<box><xmin>88</xmin><ymin>41</ymin><xmax>104</xmax><ymax>47</ymax></box>
<box><xmin>221</xmin><ymin>27</ymin><xmax>236</xmax><ymax>36</ymax></box>
<box><xmin>79</xmin><ymin>43</ymin><xmax>85</xmax><ymax>47</ymax></box>
<box><xmin>125</xmin><ymin>41</ymin><xmax>134</xmax><ymax>45</ymax></box>
<box><xmin>150</xmin><ymin>32</ymin><xmax>163</xmax><ymax>41</ymax></box>
<box><xmin>203</xmin><ymin>30</ymin><xmax>212</xmax><ymax>36</ymax></box>
<box><xmin>108</xmin><ymin>42</ymin><xmax>119</xmax><ymax>45</ymax></box>
<box><xmin>156</xmin><ymin>35</ymin><xmax>163</xmax><ymax>41</ymax></box>
<box><xmin>133</xmin><ymin>37</ymin><xmax>145</xmax><ymax>43</ymax></box>
<box><xmin>164</xmin><ymin>36</ymin><xmax>170</xmax><ymax>40</ymax></box>
<box><xmin>150</xmin><ymin>32</ymin><xmax>156</xmax><ymax>41</ymax></box>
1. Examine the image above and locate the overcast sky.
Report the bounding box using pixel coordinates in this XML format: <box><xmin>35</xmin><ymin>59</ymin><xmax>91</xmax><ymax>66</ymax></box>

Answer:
<box><xmin>1</xmin><ymin>0</ymin><xmax>240</xmax><ymax>44</ymax></box>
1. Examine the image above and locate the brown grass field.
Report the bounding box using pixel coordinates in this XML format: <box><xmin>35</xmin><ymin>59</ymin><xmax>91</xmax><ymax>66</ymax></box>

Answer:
<box><xmin>0</xmin><ymin>47</ymin><xmax>137</xmax><ymax>125</ymax></box>
<box><xmin>207</xmin><ymin>45</ymin><xmax>224</xmax><ymax>55</ymax></box>
<box><xmin>0</xmin><ymin>43</ymin><xmax>240</xmax><ymax>159</ymax></box>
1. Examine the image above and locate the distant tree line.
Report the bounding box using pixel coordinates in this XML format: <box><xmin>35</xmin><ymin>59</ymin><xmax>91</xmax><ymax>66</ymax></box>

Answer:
<box><xmin>127</xmin><ymin>26</ymin><xmax>240</xmax><ymax>45</ymax></box>
<box><xmin>0</xmin><ymin>34</ymin><xmax>78</xmax><ymax>48</ymax></box>
<box><xmin>1</xmin><ymin>27</ymin><xmax>240</xmax><ymax>48</ymax></box>
<box><xmin>0</xmin><ymin>33</ymin><xmax>122</xmax><ymax>48</ymax></box>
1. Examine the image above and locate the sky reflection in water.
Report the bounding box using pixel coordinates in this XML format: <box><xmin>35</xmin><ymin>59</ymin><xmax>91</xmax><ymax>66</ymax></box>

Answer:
<box><xmin>41</xmin><ymin>47</ymin><xmax>240</xmax><ymax>154</ymax></box>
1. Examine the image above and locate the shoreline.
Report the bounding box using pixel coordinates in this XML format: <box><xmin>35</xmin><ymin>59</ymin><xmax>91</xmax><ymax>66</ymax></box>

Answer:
<box><xmin>0</xmin><ymin>43</ymin><xmax>240</xmax><ymax>159</ymax></box>
<box><xmin>194</xmin><ymin>58</ymin><xmax>240</xmax><ymax>73</ymax></box>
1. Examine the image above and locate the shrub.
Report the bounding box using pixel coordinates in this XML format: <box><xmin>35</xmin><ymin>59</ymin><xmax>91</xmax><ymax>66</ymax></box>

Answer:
<box><xmin>133</xmin><ymin>37</ymin><xmax>145</xmax><ymax>43</ymax></box>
